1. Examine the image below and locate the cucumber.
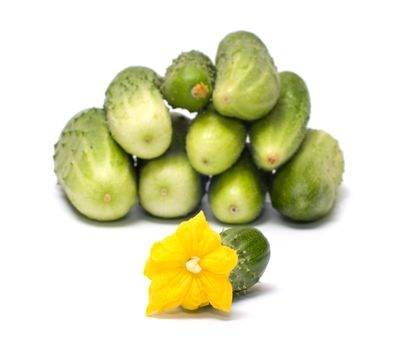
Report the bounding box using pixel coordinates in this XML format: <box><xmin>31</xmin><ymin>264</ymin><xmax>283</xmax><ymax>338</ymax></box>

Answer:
<box><xmin>270</xmin><ymin>129</ymin><xmax>344</xmax><ymax>221</ymax></box>
<box><xmin>186</xmin><ymin>107</ymin><xmax>246</xmax><ymax>175</ymax></box>
<box><xmin>249</xmin><ymin>71</ymin><xmax>310</xmax><ymax>171</ymax></box>
<box><xmin>53</xmin><ymin>108</ymin><xmax>137</xmax><ymax>221</ymax></box>
<box><xmin>104</xmin><ymin>66</ymin><xmax>172</xmax><ymax>159</ymax></box>
<box><xmin>213</xmin><ymin>31</ymin><xmax>280</xmax><ymax>121</ymax></box>
<box><xmin>138</xmin><ymin>113</ymin><xmax>204</xmax><ymax>218</ymax></box>
<box><xmin>161</xmin><ymin>50</ymin><xmax>215</xmax><ymax>112</ymax></box>
<box><xmin>221</xmin><ymin>227</ymin><xmax>270</xmax><ymax>293</ymax></box>
<box><xmin>208</xmin><ymin>152</ymin><xmax>265</xmax><ymax>224</ymax></box>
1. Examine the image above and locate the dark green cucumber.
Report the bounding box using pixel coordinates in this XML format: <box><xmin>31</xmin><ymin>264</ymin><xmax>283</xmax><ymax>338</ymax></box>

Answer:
<box><xmin>270</xmin><ymin>129</ymin><xmax>344</xmax><ymax>221</ymax></box>
<box><xmin>161</xmin><ymin>51</ymin><xmax>215</xmax><ymax>112</ymax></box>
<box><xmin>221</xmin><ymin>227</ymin><xmax>270</xmax><ymax>293</ymax></box>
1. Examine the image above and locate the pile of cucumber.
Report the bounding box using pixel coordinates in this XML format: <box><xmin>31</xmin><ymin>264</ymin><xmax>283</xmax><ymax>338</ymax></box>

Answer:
<box><xmin>54</xmin><ymin>31</ymin><xmax>344</xmax><ymax>224</ymax></box>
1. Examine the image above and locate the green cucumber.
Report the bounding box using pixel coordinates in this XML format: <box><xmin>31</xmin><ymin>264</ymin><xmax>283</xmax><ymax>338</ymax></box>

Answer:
<box><xmin>53</xmin><ymin>108</ymin><xmax>137</xmax><ymax>221</ymax></box>
<box><xmin>161</xmin><ymin>51</ymin><xmax>215</xmax><ymax>112</ymax></box>
<box><xmin>249</xmin><ymin>71</ymin><xmax>310</xmax><ymax>171</ymax></box>
<box><xmin>270</xmin><ymin>129</ymin><xmax>344</xmax><ymax>221</ymax></box>
<box><xmin>221</xmin><ymin>227</ymin><xmax>270</xmax><ymax>293</ymax></box>
<box><xmin>138</xmin><ymin>113</ymin><xmax>204</xmax><ymax>218</ymax></box>
<box><xmin>104</xmin><ymin>66</ymin><xmax>172</xmax><ymax>159</ymax></box>
<box><xmin>213</xmin><ymin>31</ymin><xmax>280</xmax><ymax>121</ymax></box>
<box><xmin>186</xmin><ymin>107</ymin><xmax>246</xmax><ymax>175</ymax></box>
<box><xmin>208</xmin><ymin>152</ymin><xmax>265</xmax><ymax>224</ymax></box>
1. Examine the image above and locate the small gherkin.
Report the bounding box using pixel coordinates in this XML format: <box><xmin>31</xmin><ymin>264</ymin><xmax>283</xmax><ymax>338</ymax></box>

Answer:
<box><xmin>221</xmin><ymin>227</ymin><xmax>270</xmax><ymax>293</ymax></box>
<box><xmin>104</xmin><ymin>66</ymin><xmax>172</xmax><ymax>159</ymax></box>
<box><xmin>161</xmin><ymin>50</ymin><xmax>216</xmax><ymax>112</ymax></box>
<box><xmin>53</xmin><ymin>108</ymin><xmax>137</xmax><ymax>221</ymax></box>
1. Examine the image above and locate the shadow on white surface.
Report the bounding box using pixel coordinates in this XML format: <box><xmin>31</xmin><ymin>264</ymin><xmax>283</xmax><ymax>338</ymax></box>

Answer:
<box><xmin>147</xmin><ymin>282</ymin><xmax>276</xmax><ymax>321</ymax></box>
<box><xmin>233</xmin><ymin>282</ymin><xmax>277</xmax><ymax>303</ymax></box>
<box><xmin>148</xmin><ymin>306</ymin><xmax>244</xmax><ymax>321</ymax></box>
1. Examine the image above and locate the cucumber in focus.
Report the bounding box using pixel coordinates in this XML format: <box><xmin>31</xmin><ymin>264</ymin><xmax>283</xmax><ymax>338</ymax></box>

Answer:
<box><xmin>221</xmin><ymin>227</ymin><xmax>270</xmax><ymax>293</ymax></box>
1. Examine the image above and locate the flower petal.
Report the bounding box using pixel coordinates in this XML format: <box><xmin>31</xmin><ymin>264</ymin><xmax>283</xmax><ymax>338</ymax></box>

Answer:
<box><xmin>146</xmin><ymin>268</ymin><xmax>192</xmax><ymax>316</ymax></box>
<box><xmin>175</xmin><ymin>211</ymin><xmax>221</xmax><ymax>257</ymax></box>
<box><xmin>181</xmin><ymin>276</ymin><xmax>209</xmax><ymax>310</ymax></box>
<box><xmin>150</xmin><ymin>234</ymin><xmax>189</xmax><ymax>263</ymax></box>
<box><xmin>145</xmin><ymin>233</ymin><xmax>188</xmax><ymax>279</ymax></box>
<box><xmin>197</xmin><ymin>227</ymin><xmax>222</xmax><ymax>258</ymax></box>
<box><xmin>175</xmin><ymin>211</ymin><xmax>208</xmax><ymax>256</ymax></box>
<box><xmin>200</xmin><ymin>245</ymin><xmax>238</xmax><ymax>275</ymax></box>
<box><xmin>199</xmin><ymin>271</ymin><xmax>234</xmax><ymax>312</ymax></box>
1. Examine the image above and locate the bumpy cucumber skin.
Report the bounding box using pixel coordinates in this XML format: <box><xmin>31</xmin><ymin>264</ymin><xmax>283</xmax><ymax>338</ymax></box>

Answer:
<box><xmin>221</xmin><ymin>227</ymin><xmax>270</xmax><ymax>293</ymax></box>
<box><xmin>186</xmin><ymin>108</ymin><xmax>246</xmax><ymax>175</ymax></box>
<box><xmin>53</xmin><ymin>108</ymin><xmax>137</xmax><ymax>221</ymax></box>
<box><xmin>213</xmin><ymin>31</ymin><xmax>280</xmax><ymax>121</ymax></box>
<box><xmin>270</xmin><ymin>129</ymin><xmax>344</xmax><ymax>221</ymax></box>
<box><xmin>161</xmin><ymin>51</ymin><xmax>215</xmax><ymax>112</ymax></box>
<box><xmin>249</xmin><ymin>71</ymin><xmax>310</xmax><ymax>171</ymax></box>
<box><xmin>139</xmin><ymin>114</ymin><xmax>203</xmax><ymax>218</ymax></box>
<box><xmin>104</xmin><ymin>66</ymin><xmax>172</xmax><ymax>159</ymax></box>
<box><xmin>208</xmin><ymin>153</ymin><xmax>265</xmax><ymax>224</ymax></box>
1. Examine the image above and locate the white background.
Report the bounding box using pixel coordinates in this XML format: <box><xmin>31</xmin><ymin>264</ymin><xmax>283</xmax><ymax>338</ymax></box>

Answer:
<box><xmin>1</xmin><ymin>0</ymin><xmax>405</xmax><ymax>349</ymax></box>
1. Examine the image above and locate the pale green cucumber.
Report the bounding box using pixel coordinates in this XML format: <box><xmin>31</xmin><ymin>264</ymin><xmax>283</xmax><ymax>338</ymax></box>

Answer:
<box><xmin>105</xmin><ymin>66</ymin><xmax>172</xmax><ymax>159</ymax></box>
<box><xmin>138</xmin><ymin>114</ymin><xmax>204</xmax><ymax>218</ymax></box>
<box><xmin>53</xmin><ymin>108</ymin><xmax>137</xmax><ymax>221</ymax></box>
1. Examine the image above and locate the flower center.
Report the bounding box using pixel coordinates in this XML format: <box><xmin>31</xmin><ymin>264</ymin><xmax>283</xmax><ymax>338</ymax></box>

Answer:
<box><xmin>185</xmin><ymin>256</ymin><xmax>202</xmax><ymax>274</ymax></box>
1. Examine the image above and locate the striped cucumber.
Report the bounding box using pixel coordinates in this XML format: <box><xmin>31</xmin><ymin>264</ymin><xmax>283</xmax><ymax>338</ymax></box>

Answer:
<box><xmin>221</xmin><ymin>227</ymin><xmax>270</xmax><ymax>293</ymax></box>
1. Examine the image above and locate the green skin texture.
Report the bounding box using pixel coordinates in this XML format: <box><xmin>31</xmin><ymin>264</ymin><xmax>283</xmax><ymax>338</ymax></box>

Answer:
<box><xmin>186</xmin><ymin>108</ymin><xmax>246</xmax><ymax>175</ymax></box>
<box><xmin>249</xmin><ymin>71</ymin><xmax>310</xmax><ymax>171</ymax></box>
<box><xmin>104</xmin><ymin>66</ymin><xmax>172</xmax><ymax>159</ymax></box>
<box><xmin>53</xmin><ymin>108</ymin><xmax>137</xmax><ymax>221</ymax></box>
<box><xmin>139</xmin><ymin>114</ymin><xmax>203</xmax><ymax>218</ymax></box>
<box><xmin>209</xmin><ymin>153</ymin><xmax>265</xmax><ymax>224</ymax></box>
<box><xmin>161</xmin><ymin>51</ymin><xmax>215</xmax><ymax>112</ymax></box>
<box><xmin>213</xmin><ymin>31</ymin><xmax>281</xmax><ymax>121</ymax></box>
<box><xmin>221</xmin><ymin>227</ymin><xmax>270</xmax><ymax>293</ymax></box>
<box><xmin>271</xmin><ymin>129</ymin><xmax>344</xmax><ymax>222</ymax></box>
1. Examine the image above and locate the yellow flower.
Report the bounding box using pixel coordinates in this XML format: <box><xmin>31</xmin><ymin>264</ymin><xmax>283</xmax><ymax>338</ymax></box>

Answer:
<box><xmin>144</xmin><ymin>211</ymin><xmax>238</xmax><ymax>315</ymax></box>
